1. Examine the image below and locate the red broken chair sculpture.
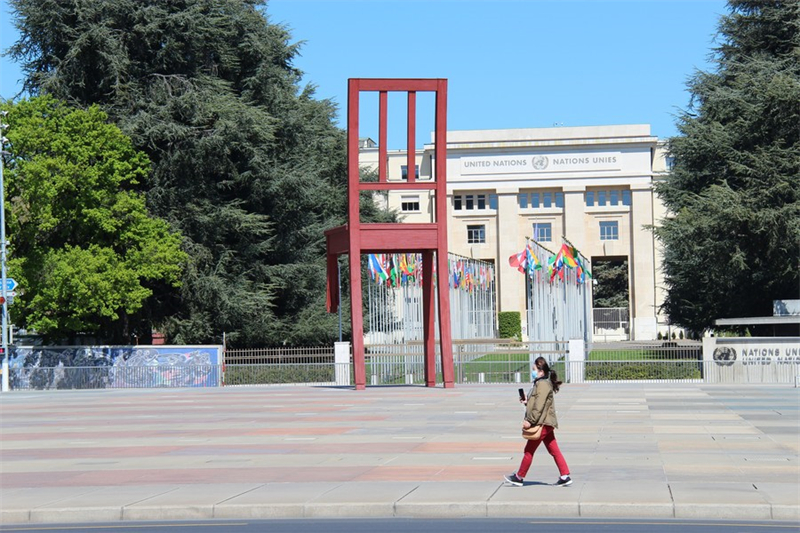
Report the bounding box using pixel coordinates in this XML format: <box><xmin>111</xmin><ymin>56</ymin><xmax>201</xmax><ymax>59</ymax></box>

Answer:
<box><xmin>324</xmin><ymin>78</ymin><xmax>454</xmax><ymax>390</ymax></box>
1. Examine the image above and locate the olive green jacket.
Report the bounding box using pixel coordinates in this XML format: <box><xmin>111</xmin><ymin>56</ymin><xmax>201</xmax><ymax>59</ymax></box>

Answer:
<box><xmin>525</xmin><ymin>376</ymin><xmax>559</xmax><ymax>429</ymax></box>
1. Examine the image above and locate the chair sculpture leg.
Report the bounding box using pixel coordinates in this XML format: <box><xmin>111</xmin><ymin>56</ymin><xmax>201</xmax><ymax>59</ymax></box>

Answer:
<box><xmin>350</xmin><ymin>253</ymin><xmax>366</xmax><ymax>390</ymax></box>
<box><xmin>436</xmin><ymin>250</ymin><xmax>455</xmax><ymax>388</ymax></box>
<box><xmin>422</xmin><ymin>250</ymin><xmax>437</xmax><ymax>387</ymax></box>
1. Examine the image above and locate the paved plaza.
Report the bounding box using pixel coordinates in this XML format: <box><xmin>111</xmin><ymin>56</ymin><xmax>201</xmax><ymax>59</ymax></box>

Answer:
<box><xmin>0</xmin><ymin>382</ymin><xmax>798</xmax><ymax>524</ymax></box>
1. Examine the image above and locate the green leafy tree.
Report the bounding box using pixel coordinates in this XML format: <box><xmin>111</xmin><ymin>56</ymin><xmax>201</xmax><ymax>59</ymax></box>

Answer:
<box><xmin>655</xmin><ymin>1</ymin><xmax>800</xmax><ymax>334</ymax></box>
<box><xmin>8</xmin><ymin>0</ymin><xmax>392</xmax><ymax>346</ymax></box>
<box><xmin>2</xmin><ymin>96</ymin><xmax>186</xmax><ymax>342</ymax></box>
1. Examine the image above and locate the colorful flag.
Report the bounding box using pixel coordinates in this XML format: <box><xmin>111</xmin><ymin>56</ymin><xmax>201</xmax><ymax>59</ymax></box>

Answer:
<box><xmin>508</xmin><ymin>248</ymin><xmax>528</xmax><ymax>273</ymax></box>
<box><xmin>368</xmin><ymin>254</ymin><xmax>388</xmax><ymax>283</ymax></box>
<box><xmin>560</xmin><ymin>243</ymin><xmax>578</xmax><ymax>268</ymax></box>
<box><xmin>387</xmin><ymin>255</ymin><xmax>399</xmax><ymax>287</ymax></box>
<box><xmin>525</xmin><ymin>244</ymin><xmax>542</xmax><ymax>278</ymax></box>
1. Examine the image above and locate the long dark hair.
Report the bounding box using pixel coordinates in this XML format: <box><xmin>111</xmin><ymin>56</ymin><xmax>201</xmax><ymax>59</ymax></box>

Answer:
<box><xmin>534</xmin><ymin>356</ymin><xmax>563</xmax><ymax>393</ymax></box>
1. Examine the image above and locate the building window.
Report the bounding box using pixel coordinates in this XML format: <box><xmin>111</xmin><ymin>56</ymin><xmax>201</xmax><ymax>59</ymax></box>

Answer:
<box><xmin>520</xmin><ymin>191</ymin><xmax>563</xmax><ymax>210</ymax></box>
<box><xmin>600</xmin><ymin>221</ymin><xmax>619</xmax><ymax>241</ymax></box>
<box><xmin>401</xmin><ymin>165</ymin><xmax>420</xmax><ymax>180</ymax></box>
<box><xmin>455</xmin><ymin>193</ymin><xmax>496</xmax><ymax>211</ymax></box>
<box><xmin>467</xmin><ymin>224</ymin><xmax>486</xmax><ymax>244</ymax></box>
<box><xmin>665</xmin><ymin>156</ymin><xmax>675</xmax><ymax>170</ymax></box>
<box><xmin>533</xmin><ymin>223</ymin><xmax>552</xmax><ymax>242</ymax></box>
<box><xmin>401</xmin><ymin>195</ymin><xmax>420</xmax><ymax>212</ymax></box>
<box><xmin>587</xmin><ymin>189</ymin><xmax>631</xmax><ymax>208</ymax></box>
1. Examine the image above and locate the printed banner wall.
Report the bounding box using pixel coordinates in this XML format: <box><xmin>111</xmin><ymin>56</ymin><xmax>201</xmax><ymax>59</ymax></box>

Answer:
<box><xmin>8</xmin><ymin>345</ymin><xmax>223</xmax><ymax>390</ymax></box>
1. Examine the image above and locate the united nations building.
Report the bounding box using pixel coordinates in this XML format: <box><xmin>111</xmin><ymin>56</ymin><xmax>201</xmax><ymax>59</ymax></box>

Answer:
<box><xmin>359</xmin><ymin>124</ymin><xmax>673</xmax><ymax>342</ymax></box>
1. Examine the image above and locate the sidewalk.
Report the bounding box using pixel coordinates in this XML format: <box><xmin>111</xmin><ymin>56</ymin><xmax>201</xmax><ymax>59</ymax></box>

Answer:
<box><xmin>1</xmin><ymin>383</ymin><xmax>798</xmax><ymax>524</ymax></box>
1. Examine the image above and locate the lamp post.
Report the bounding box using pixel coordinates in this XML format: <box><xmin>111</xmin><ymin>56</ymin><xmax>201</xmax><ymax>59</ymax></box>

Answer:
<box><xmin>1</xmin><ymin>112</ymin><xmax>9</xmax><ymax>392</ymax></box>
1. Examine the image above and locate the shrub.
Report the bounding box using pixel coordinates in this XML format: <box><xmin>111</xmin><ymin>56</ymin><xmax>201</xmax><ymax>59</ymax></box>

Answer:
<box><xmin>585</xmin><ymin>361</ymin><xmax>701</xmax><ymax>380</ymax></box>
<box><xmin>498</xmin><ymin>311</ymin><xmax>522</xmax><ymax>341</ymax></box>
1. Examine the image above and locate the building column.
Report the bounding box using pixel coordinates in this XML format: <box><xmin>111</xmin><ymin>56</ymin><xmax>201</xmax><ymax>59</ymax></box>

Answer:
<box><xmin>630</xmin><ymin>185</ymin><xmax>658</xmax><ymax>340</ymax></box>
<box><xmin>496</xmin><ymin>190</ymin><xmax>526</xmax><ymax>326</ymax></box>
<box><xmin>562</xmin><ymin>186</ymin><xmax>587</xmax><ymax>249</ymax></box>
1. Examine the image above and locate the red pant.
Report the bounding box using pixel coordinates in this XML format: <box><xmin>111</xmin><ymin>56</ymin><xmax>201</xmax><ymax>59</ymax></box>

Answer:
<box><xmin>516</xmin><ymin>425</ymin><xmax>570</xmax><ymax>478</ymax></box>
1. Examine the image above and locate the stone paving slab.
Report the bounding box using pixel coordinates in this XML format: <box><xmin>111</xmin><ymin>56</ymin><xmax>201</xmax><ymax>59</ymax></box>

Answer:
<box><xmin>1</xmin><ymin>383</ymin><xmax>799</xmax><ymax>524</ymax></box>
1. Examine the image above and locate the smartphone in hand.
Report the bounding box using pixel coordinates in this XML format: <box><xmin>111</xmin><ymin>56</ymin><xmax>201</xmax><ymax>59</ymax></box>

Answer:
<box><xmin>518</xmin><ymin>388</ymin><xmax>526</xmax><ymax>401</ymax></box>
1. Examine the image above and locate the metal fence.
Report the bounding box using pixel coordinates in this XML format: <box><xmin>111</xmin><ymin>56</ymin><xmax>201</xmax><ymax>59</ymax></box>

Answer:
<box><xmin>5</xmin><ymin>341</ymin><xmax>798</xmax><ymax>390</ymax></box>
<box><xmin>225</xmin><ymin>346</ymin><xmax>334</xmax><ymax>364</ymax></box>
<box><xmin>592</xmin><ymin>307</ymin><xmax>630</xmax><ymax>341</ymax></box>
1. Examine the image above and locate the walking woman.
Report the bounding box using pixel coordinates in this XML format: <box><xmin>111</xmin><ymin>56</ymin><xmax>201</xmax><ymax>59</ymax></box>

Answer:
<box><xmin>504</xmin><ymin>356</ymin><xmax>572</xmax><ymax>486</ymax></box>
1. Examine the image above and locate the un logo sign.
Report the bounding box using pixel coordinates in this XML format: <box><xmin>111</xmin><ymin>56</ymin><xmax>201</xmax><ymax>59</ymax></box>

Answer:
<box><xmin>713</xmin><ymin>347</ymin><xmax>736</xmax><ymax>366</ymax></box>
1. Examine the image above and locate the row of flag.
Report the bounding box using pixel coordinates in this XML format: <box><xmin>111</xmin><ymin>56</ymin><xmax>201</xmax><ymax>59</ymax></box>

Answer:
<box><xmin>508</xmin><ymin>241</ymin><xmax>592</xmax><ymax>284</ymax></box>
<box><xmin>366</xmin><ymin>253</ymin><xmax>494</xmax><ymax>292</ymax></box>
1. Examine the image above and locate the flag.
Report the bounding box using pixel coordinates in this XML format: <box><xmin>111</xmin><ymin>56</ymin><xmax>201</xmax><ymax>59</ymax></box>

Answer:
<box><xmin>368</xmin><ymin>254</ymin><xmax>388</xmax><ymax>283</ymax></box>
<box><xmin>556</xmin><ymin>243</ymin><xmax>577</xmax><ymax>269</ymax></box>
<box><xmin>508</xmin><ymin>248</ymin><xmax>528</xmax><ymax>273</ymax></box>
<box><xmin>387</xmin><ymin>255</ymin><xmax>399</xmax><ymax>287</ymax></box>
<box><xmin>568</xmin><ymin>243</ymin><xmax>592</xmax><ymax>282</ymax></box>
<box><xmin>549</xmin><ymin>250</ymin><xmax>564</xmax><ymax>282</ymax></box>
<box><xmin>525</xmin><ymin>244</ymin><xmax>542</xmax><ymax>278</ymax></box>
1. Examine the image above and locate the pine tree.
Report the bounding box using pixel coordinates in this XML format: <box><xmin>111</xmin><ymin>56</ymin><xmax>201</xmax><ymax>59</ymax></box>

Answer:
<box><xmin>655</xmin><ymin>0</ymin><xmax>800</xmax><ymax>334</ymax></box>
<box><xmin>8</xmin><ymin>0</ymin><xmax>380</xmax><ymax>346</ymax></box>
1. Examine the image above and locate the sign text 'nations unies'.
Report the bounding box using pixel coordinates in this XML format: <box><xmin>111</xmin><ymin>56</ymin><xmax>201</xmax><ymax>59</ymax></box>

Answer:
<box><xmin>459</xmin><ymin>152</ymin><xmax>621</xmax><ymax>175</ymax></box>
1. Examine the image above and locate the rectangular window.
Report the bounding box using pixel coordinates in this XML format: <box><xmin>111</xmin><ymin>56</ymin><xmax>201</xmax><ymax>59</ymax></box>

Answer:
<box><xmin>555</xmin><ymin>192</ymin><xmax>564</xmax><ymax>208</ymax></box>
<box><xmin>666</xmin><ymin>156</ymin><xmax>675</xmax><ymax>170</ymax></box>
<box><xmin>600</xmin><ymin>221</ymin><xmax>619</xmax><ymax>241</ymax></box>
<box><xmin>454</xmin><ymin>196</ymin><xmax>462</xmax><ymax>210</ymax></box>
<box><xmin>467</xmin><ymin>224</ymin><xmax>486</xmax><ymax>244</ymax></box>
<box><xmin>401</xmin><ymin>165</ymin><xmax>420</xmax><ymax>180</ymax></box>
<box><xmin>622</xmin><ymin>190</ymin><xmax>631</xmax><ymax>206</ymax></box>
<box><xmin>534</xmin><ymin>223</ymin><xmax>552</xmax><ymax>242</ymax></box>
<box><xmin>530</xmin><ymin>192</ymin><xmax>539</xmax><ymax>208</ymax></box>
<box><xmin>610</xmin><ymin>190</ymin><xmax>619</xmax><ymax>206</ymax></box>
<box><xmin>543</xmin><ymin>192</ymin><xmax>552</xmax><ymax>208</ymax></box>
<box><xmin>401</xmin><ymin>195</ymin><xmax>420</xmax><ymax>212</ymax></box>
<box><xmin>465</xmin><ymin>195</ymin><xmax>474</xmax><ymax>210</ymax></box>
<box><xmin>489</xmin><ymin>194</ymin><xmax>498</xmax><ymax>210</ymax></box>
<box><xmin>518</xmin><ymin>193</ymin><xmax>528</xmax><ymax>209</ymax></box>
<box><xmin>598</xmin><ymin>190</ymin><xmax>607</xmax><ymax>207</ymax></box>
<box><xmin>586</xmin><ymin>191</ymin><xmax>595</xmax><ymax>207</ymax></box>
<box><xmin>477</xmin><ymin>194</ymin><xmax>486</xmax><ymax>210</ymax></box>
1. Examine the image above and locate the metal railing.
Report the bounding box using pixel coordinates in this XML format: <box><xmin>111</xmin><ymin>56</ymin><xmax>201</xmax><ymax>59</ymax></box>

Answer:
<box><xmin>592</xmin><ymin>307</ymin><xmax>629</xmax><ymax>341</ymax></box>
<box><xmin>225</xmin><ymin>346</ymin><xmax>334</xmax><ymax>364</ymax></box>
<box><xmin>5</xmin><ymin>342</ymin><xmax>797</xmax><ymax>390</ymax></box>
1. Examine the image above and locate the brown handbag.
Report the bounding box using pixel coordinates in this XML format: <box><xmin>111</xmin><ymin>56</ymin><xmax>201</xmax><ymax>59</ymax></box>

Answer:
<box><xmin>522</xmin><ymin>425</ymin><xmax>543</xmax><ymax>440</ymax></box>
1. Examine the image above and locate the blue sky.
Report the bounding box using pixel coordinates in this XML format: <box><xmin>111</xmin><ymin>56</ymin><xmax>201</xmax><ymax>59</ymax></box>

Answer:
<box><xmin>1</xmin><ymin>0</ymin><xmax>727</xmax><ymax>148</ymax></box>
